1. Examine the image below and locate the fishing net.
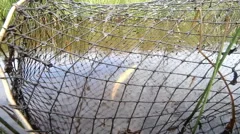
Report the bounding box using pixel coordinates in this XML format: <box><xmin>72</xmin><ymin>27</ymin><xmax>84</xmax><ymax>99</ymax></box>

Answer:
<box><xmin>1</xmin><ymin>0</ymin><xmax>240</xmax><ymax>133</ymax></box>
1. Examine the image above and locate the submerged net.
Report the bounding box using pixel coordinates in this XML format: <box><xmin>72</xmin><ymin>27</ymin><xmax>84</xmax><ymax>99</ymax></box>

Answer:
<box><xmin>1</xmin><ymin>0</ymin><xmax>240</xmax><ymax>133</ymax></box>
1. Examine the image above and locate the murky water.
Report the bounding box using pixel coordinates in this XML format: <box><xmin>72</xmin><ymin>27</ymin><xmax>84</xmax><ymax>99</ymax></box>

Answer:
<box><xmin>3</xmin><ymin>35</ymin><xmax>240</xmax><ymax>133</ymax></box>
<box><xmin>11</xmin><ymin>44</ymin><xmax>239</xmax><ymax>134</ymax></box>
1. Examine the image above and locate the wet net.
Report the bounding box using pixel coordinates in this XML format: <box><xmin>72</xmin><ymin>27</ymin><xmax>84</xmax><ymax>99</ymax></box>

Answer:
<box><xmin>1</xmin><ymin>0</ymin><xmax>240</xmax><ymax>133</ymax></box>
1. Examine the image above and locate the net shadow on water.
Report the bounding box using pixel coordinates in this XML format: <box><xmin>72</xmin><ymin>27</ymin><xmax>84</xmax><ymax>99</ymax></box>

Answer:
<box><xmin>1</xmin><ymin>0</ymin><xmax>240</xmax><ymax>133</ymax></box>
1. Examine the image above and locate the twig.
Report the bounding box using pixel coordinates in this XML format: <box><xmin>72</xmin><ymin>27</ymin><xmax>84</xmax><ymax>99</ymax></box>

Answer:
<box><xmin>198</xmin><ymin>50</ymin><xmax>235</xmax><ymax>125</ymax></box>
<box><xmin>191</xmin><ymin>15</ymin><xmax>237</xmax><ymax>133</ymax></box>
<box><xmin>199</xmin><ymin>7</ymin><xmax>203</xmax><ymax>51</ymax></box>
<box><xmin>180</xmin><ymin>27</ymin><xmax>239</xmax><ymax>134</ymax></box>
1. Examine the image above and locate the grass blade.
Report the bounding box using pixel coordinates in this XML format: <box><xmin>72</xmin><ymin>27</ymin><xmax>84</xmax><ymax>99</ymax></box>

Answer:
<box><xmin>192</xmin><ymin>28</ymin><xmax>240</xmax><ymax>133</ymax></box>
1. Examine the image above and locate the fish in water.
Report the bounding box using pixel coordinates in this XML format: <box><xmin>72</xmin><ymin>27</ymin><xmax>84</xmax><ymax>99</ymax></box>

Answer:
<box><xmin>111</xmin><ymin>64</ymin><xmax>137</xmax><ymax>100</ymax></box>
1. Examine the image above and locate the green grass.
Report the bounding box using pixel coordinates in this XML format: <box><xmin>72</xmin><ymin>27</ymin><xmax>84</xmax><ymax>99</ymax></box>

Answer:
<box><xmin>74</xmin><ymin>0</ymin><xmax>150</xmax><ymax>4</ymax></box>
<box><xmin>0</xmin><ymin>0</ymin><xmax>17</xmax><ymax>25</ymax></box>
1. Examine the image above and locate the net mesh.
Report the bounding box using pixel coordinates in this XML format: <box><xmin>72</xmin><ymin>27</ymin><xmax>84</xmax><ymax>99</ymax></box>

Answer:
<box><xmin>1</xmin><ymin>0</ymin><xmax>240</xmax><ymax>133</ymax></box>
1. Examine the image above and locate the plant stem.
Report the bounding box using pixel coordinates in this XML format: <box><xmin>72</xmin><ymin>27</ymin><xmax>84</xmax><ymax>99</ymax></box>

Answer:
<box><xmin>198</xmin><ymin>50</ymin><xmax>235</xmax><ymax>123</ymax></box>
<box><xmin>192</xmin><ymin>28</ymin><xmax>240</xmax><ymax>133</ymax></box>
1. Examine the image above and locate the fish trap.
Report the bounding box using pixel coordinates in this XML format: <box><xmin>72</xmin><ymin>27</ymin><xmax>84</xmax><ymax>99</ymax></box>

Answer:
<box><xmin>1</xmin><ymin>0</ymin><xmax>240</xmax><ymax>133</ymax></box>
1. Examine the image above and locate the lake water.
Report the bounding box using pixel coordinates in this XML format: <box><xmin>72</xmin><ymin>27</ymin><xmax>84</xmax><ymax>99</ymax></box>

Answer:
<box><xmin>8</xmin><ymin>44</ymin><xmax>239</xmax><ymax>134</ymax></box>
<box><xmin>1</xmin><ymin>29</ymin><xmax>240</xmax><ymax>133</ymax></box>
